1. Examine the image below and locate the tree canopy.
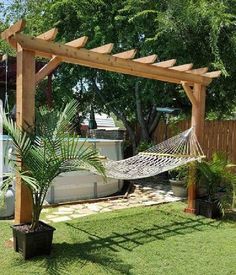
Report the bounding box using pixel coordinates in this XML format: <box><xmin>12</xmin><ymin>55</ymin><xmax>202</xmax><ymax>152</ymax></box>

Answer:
<box><xmin>1</xmin><ymin>0</ymin><xmax>236</xmax><ymax>152</ymax></box>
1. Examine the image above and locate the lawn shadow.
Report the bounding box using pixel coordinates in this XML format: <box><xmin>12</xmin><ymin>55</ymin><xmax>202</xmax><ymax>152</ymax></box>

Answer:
<box><xmin>44</xmin><ymin>245</ymin><xmax>132</xmax><ymax>275</ymax></box>
<box><xmin>66</xmin><ymin>212</ymin><xmax>219</xmax><ymax>252</ymax></box>
<box><xmin>41</xmin><ymin>212</ymin><xmax>220</xmax><ymax>274</ymax></box>
<box><xmin>222</xmin><ymin>210</ymin><xmax>236</xmax><ymax>224</ymax></box>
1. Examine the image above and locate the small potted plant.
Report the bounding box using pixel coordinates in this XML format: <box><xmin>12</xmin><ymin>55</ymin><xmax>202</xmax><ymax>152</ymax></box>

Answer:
<box><xmin>196</xmin><ymin>153</ymin><xmax>236</xmax><ymax>219</ymax></box>
<box><xmin>1</xmin><ymin>100</ymin><xmax>105</xmax><ymax>259</ymax></box>
<box><xmin>169</xmin><ymin>165</ymin><xmax>188</xmax><ymax>197</ymax></box>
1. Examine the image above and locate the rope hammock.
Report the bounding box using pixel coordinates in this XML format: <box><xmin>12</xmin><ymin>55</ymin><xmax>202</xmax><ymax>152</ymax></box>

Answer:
<box><xmin>98</xmin><ymin>128</ymin><xmax>204</xmax><ymax>180</ymax></box>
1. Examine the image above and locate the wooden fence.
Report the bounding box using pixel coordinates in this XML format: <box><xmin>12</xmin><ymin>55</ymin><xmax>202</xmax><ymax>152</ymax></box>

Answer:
<box><xmin>153</xmin><ymin>120</ymin><xmax>236</xmax><ymax>162</ymax></box>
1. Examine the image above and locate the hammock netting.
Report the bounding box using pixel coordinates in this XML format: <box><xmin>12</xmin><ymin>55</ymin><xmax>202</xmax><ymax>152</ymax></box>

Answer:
<box><xmin>99</xmin><ymin>128</ymin><xmax>204</xmax><ymax>180</ymax></box>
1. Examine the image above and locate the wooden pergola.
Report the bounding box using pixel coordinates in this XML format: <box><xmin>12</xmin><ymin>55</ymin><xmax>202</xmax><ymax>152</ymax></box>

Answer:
<box><xmin>1</xmin><ymin>20</ymin><xmax>221</xmax><ymax>224</ymax></box>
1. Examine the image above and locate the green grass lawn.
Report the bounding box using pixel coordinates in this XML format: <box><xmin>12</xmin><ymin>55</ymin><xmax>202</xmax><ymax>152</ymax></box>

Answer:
<box><xmin>0</xmin><ymin>202</ymin><xmax>236</xmax><ymax>275</ymax></box>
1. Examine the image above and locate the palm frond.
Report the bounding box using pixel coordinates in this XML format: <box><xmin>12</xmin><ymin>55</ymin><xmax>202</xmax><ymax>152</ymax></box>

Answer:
<box><xmin>1</xmin><ymin>101</ymin><xmax>106</xmax><ymax>229</ymax></box>
<box><xmin>59</xmin><ymin>134</ymin><xmax>106</xmax><ymax>179</ymax></box>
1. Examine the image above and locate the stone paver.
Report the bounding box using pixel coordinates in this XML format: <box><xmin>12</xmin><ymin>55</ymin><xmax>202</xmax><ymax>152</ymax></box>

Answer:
<box><xmin>44</xmin><ymin>179</ymin><xmax>184</xmax><ymax>223</ymax></box>
<box><xmin>70</xmin><ymin>213</ymin><xmax>88</xmax><ymax>218</ymax></box>
<box><xmin>100</xmin><ymin>208</ymin><xmax>112</xmax><ymax>213</ymax></box>
<box><xmin>87</xmin><ymin>204</ymin><xmax>103</xmax><ymax>212</ymax></box>
<box><xmin>56</xmin><ymin>211</ymin><xmax>74</xmax><ymax>215</ymax></box>
<box><xmin>57</xmin><ymin>207</ymin><xmax>74</xmax><ymax>212</ymax></box>
<box><xmin>46</xmin><ymin>215</ymin><xmax>58</xmax><ymax>219</ymax></box>
<box><xmin>49</xmin><ymin>216</ymin><xmax>72</xmax><ymax>222</ymax></box>
<box><xmin>69</xmin><ymin>204</ymin><xmax>85</xmax><ymax>210</ymax></box>
<box><xmin>41</xmin><ymin>209</ymin><xmax>49</xmax><ymax>213</ymax></box>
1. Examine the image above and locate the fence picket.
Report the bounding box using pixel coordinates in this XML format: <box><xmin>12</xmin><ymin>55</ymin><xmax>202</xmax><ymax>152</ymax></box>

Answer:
<box><xmin>153</xmin><ymin>120</ymin><xmax>236</xmax><ymax>161</ymax></box>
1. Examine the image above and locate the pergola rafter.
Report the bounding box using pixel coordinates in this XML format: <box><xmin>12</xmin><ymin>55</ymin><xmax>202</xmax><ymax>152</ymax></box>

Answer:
<box><xmin>171</xmin><ymin>63</ymin><xmax>193</xmax><ymax>71</ymax></box>
<box><xmin>36</xmin><ymin>28</ymin><xmax>58</xmax><ymax>41</ymax></box>
<box><xmin>0</xmin><ymin>20</ymin><xmax>221</xmax><ymax>223</ymax></box>
<box><xmin>8</xmin><ymin>32</ymin><xmax>216</xmax><ymax>85</ymax></box>
<box><xmin>187</xmin><ymin>67</ymin><xmax>209</xmax><ymax>75</ymax></box>
<box><xmin>113</xmin><ymin>49</ymin><xmax>137</xmax><ymax>59</ymax></box>
<box><xmin>153</xmin><ymin>59</ymin><xmax>177</xmax><ymax>68</ymax></box>
<box><xmin>134</xmin><ymin>54</ymin><xmax>158</xmax><ymax>64</ymax></box>
<box><xmin>1</xmin><ymin>20</ymin><xmax>220</xmax><ymax>85</ymax></box>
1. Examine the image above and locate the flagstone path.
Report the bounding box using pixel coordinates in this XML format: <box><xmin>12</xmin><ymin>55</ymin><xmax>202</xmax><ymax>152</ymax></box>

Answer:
<box><xmin>42</xmin><ymin>181</ymin><xmax>184</xmax><ymax>224</ymax></box>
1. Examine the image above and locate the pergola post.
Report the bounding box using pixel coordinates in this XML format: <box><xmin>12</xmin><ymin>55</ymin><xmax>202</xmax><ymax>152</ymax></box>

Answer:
<box><xmin>15</xmin><ymin>45</ymin><xmax>35</xmax><ymax>224</ymax></box>
<box><xmin>185</xmin><ymin>83</ymin><xmax>206</xmax><ymax>213</ymax></box>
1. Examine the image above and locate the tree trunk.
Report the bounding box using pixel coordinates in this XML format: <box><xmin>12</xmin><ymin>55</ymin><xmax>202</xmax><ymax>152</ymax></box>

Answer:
<box><xmin>148</xmin><ymin>112</ymin><xmax>162</xmax><ymax>136</ymax></box>
<box><xmin>135</xmin><ymin>82</ymin><xmax>150</xmax><ymax>142</ymax></box>
<box><xmin>31</xmin><ymin>204</ymin><xmax>42</xmax><ymax>230</ymax></box>
<box><xmin>92</xmin><ymin>79</ymin><xmax>137</xmax><ymax>154</ymax></box>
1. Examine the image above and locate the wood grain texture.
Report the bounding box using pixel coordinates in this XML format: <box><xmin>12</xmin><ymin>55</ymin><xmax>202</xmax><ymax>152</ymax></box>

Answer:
<box><xmin>15</xmin><ymin>45</ymin><xmax>35</xmax><ymax>224</ymax></box>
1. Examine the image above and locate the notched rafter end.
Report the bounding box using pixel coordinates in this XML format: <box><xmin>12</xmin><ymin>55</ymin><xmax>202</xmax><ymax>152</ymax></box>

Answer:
<box><xmin>37</xmin><ymin>28</ymin><xmax>58</xmax><ymax>41</ymax></box>
<box><xmin>1</xmin><ymin>19</ymin><xmax>26</xmax><ymax>40</ymax></box>
<box><xmin>66</xmin><ymin>36</ymin><xmax>88</xmax><ymax>48</ymax></box>
<box><xmin>203</xmin><ymin>70</ymin><xmax>221</xmax><ymax>78</ymax></box>
<box><xmin>187</xmin><ymin>67</ymin><xmax>208</xmax><ymax>75</ymax></box>
<box><xmin>113</xmin><ymin>49</ymin><xmax>137</xmax><ymax>59</ymax></box>
<box><xmin>90</xmin><ymin>43</ymin><xmax>114</xmax><ymax>54</ymax></box>
<box><xmin>153</xmin><ymin>59</ymin><xmax>176</xmax><ymax>68</ymax></box>
<box><xmin>171</xmin><ymin>63</ymin><xmax>193</xmax><ymax>71</ymax></box>
<box><xmin>134</xmin><ymin>54</ymin><xmax>157</xmax><ymax>64</ymax></box>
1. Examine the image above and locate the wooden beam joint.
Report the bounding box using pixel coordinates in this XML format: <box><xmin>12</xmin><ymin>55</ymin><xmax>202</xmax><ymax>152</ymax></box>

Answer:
<box><xmin>181</xmin><ymin>81</ymin><xmax>198</xmax><ymax>106</ymax></box>
<box><xmin>1</xmin><ymin>19</ymin><xmax>26</xmax><ymax>41</ymax></box>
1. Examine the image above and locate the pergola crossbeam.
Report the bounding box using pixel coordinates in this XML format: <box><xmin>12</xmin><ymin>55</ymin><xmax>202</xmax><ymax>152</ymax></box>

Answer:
<box><xmin>11</xmin><ymin>33</ymin><xmax>212</xmax><ymax>85</ymax></box>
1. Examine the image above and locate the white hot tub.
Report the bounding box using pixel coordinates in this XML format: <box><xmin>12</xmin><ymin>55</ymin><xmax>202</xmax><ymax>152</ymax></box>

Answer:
<box><xmin>0</xmin><ymin>135</ymin><xmax>15</xmax><ymax>218</ymax></box>
<box><xmin>2</xmin><ymin>136</ymin><xmax>123</xmax><ymax>204</ymax></box>
<box><xmin>46</xmin><ymin>138</ymin><xmax>124</xmax><ymax>204</ymax></box>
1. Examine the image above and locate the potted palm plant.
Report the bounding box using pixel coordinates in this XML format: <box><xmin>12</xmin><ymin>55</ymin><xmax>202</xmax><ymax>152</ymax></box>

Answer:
<box><xmin>169</xmin><ymin>165</ymin><xmax>188</xmax><ymax>197</ymax></box>
<box><xmin>196</xmin><ymin>153</ymin><xmax>236</xmax><ymax>219</ymax></box>
<box><xmin>1</xmin><ymin>100</ymin><xmax>105</xmax><ymax>259</ymax></box>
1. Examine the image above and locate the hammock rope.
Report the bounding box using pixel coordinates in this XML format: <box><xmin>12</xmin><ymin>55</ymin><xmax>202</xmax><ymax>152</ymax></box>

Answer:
<box><xmin>99</xmin><ymin>128</ymin><xmax>204</xmax><ymax>180</ymax></box>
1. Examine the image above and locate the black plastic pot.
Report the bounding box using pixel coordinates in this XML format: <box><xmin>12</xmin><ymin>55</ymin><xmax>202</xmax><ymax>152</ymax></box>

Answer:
<box><xmin>196</xmin><ymin>198</ymin><xmax>222</xmax><ymax>219</ymax></box>
<box><xmin>11</xmin><ymin>221</ymin><xmax>56</xmax><ymax>259</ymax></box>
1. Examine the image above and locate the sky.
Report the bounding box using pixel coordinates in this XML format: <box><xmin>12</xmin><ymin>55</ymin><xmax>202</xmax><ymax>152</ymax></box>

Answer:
<box><xmin>2</xmin><ymin>0</ymin><xmax>12</xmax><ymax>5</ymax></box>
<box><xmin>1</xmin><ymin>0</ymin><xmax>12</xmax><ymax>8</ymax></box>
<box><xmin>0</xmin><ymin>0</ymin><xmax>12</xmax><ymax>21</ymax></box>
